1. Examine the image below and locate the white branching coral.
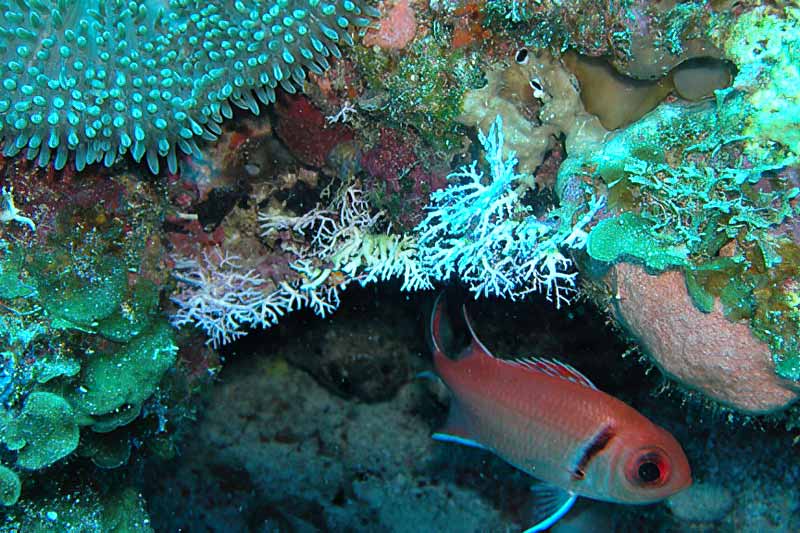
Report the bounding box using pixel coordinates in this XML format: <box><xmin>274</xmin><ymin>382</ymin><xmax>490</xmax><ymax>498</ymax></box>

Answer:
<box><xmin>171</xmin><ymin>115</ymin><xmax>606</xmax><ymax>347</ymax></box>
<box><xmin>0</xmin><ymin>187</ymin><xmax>36</xmax><ymax>231</ymax></box>
<box><xmin>415</xmin><ymin>115</ymin><xmax>603</xmax><ymax>307</ymax></box>
<box><xmin>171</xmin><ymin>185</ymin><xmax>432</xmax><ymax>347</ymax></box>
<box><xmin>170</xmin><ymin>249</ymin><xmax>347</xmax><ymax>348</ymax></box>
<box><xmin>170</xmin><ymin>249</ymin><xmax>288</xmax><ymax>348</ymax></box>
<box><xmin>260</xmin><ymin>185</ymin><xmax>433</xmax><ymax>293</ymax></box>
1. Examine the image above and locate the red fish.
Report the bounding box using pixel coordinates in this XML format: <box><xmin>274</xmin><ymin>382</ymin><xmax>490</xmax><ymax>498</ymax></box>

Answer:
<box><xmin>429</xmin><ymin>295</ymin><xmax>692</xmax><ymax>531</ymax></box>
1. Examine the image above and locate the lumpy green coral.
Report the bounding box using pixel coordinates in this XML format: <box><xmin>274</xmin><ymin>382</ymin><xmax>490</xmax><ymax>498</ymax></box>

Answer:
<box><xmin>71</xmin><ymin>322</ymin><xmax>177</xmax><ymax>425</ymax></box>
<box><xmin>586</xmin><ymin>212</ymin><xmax>688</xmax><ymax>271</ymax></box>
<box><xmin>0</xmin><ymin>0</ymin><xmax>377</xmax><ymax>173</ymax></box>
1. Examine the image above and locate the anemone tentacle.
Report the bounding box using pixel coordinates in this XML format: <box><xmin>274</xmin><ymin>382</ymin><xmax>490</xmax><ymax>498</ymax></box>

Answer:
<box><xmin>0</xmin><ymin>0</ymin><xmax>378</xmax><ymax>173</ymax></box>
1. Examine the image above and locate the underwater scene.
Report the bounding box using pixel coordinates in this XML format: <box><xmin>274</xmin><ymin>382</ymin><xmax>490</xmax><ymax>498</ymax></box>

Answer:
<box><xmin>1</xmin><ymin>0</ymin><xmax>800</xmax><ymax>531</ymax></box>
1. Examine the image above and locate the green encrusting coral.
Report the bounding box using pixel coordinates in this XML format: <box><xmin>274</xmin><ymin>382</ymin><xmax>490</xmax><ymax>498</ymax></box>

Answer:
<box><xmin>1</xmin><ymin>484</ymin><xmax>153</xmax><ymax>532</ymax></box>
<box><xmin>0</xmin><ymin>0</ymin><xmax>378</xmax><ymax>173</ymax></box>
<box><xmin>586</xmin><ymin>212</ymin><xmax>688</xmax><ymax>271</ymax></box>
<box><xmin>71</xmin><ymin>322</ymin><xmax>177</xmax><ymax>427</ymax></box>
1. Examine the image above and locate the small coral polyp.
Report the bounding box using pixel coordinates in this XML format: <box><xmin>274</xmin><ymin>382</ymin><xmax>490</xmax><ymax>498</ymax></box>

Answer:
<box><xmin>0</xmin><ymin>0</ymin><xmax>377</xmax><ymax>173</ymax></box>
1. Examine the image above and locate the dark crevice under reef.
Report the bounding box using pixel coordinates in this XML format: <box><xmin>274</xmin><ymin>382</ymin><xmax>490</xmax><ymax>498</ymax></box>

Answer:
<box><xmin>140</xmin><ymin>283</ymin><xmax>800</xmax><ymax>532</ymax></box>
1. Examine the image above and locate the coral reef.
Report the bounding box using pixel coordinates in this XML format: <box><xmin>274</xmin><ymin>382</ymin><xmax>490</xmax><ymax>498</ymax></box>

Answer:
<box><xmin>356</xmin><ymin>33</ymin><xmax>482</xmax><ymax>151</ymax></box>
<box><xmin>484</xmin><ymin>0</ymin><xmax>723</xmax><ymax>79</ymax></box>
<box><xmin>363</xmin><ymin>0</ymin><xmax>417</xmax><ymax>50</ymax></box>
<box><xmin>0</xmin><ymin>1</ymin><xmax>799</xmax><ymax>531</ymax></box>
<box><xmin>459</xmin><ymin>51</ymin><xmax>606</xmax><ymax>177</ymax></box>
<box><xmin>273</xmin><ymin>93</ymin><xmax>354</xmax><ymax>168</ymax></box>
<box><xmin>172</xmin><ymin>183</ymin><xmax>431</xmax><ymax>346</ymax></box>
<box><xmin>609</xmin><ymin>263</ymin><xmax>799</xmax><ymax>414</ymax></box>
<box><xmin>360</xmin><ymin>127</ymin><xmax>446</xmax><ymax>229</ymax></box>
<box><xmin>552</xmin><ymin>6</ymin><xmax>800</xmax><ymax>412</ymax></box>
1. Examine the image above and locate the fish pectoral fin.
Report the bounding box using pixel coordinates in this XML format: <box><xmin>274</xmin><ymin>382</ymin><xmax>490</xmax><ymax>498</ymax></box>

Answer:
<box><xmin>524</xmin><ymin>483</ymin><xmax>578</xmax><ymax>533</ymax></box>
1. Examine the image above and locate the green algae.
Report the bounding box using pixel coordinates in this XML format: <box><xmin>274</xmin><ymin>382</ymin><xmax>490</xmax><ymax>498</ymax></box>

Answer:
<box><xmin>72</xmin><ymin>322</ymin><xmax>177</xmax><ymax>421</ymax></box>
<box><xmin>0</xmin><ymin>465</ymin><xmax>20</xmax><ymax>506</ymax></box>
<box><xmin>587</xmin><ymin>212</ymin><xmax>689</xmax><ymax>270</ymax></box>
<box><xmin>5</xmin><ymin>392</ymin><xmax>79</xmax><ymax>470</ymax></box>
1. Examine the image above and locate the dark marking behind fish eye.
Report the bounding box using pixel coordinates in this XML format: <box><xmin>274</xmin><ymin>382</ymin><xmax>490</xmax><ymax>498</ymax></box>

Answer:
<box><xmin>571</xmin><ymin>424</ymin><xmax>615</xmax><ymax>480</ymax></box>
<box><xmin>515</xmin><ymin>48</ymin><xmax>529</xmax><ymax>64</ymax></box>
<box><xmin>638</xmin><ymin>461</ymin><xmax>661</xmax><ymax>483</ymax></box>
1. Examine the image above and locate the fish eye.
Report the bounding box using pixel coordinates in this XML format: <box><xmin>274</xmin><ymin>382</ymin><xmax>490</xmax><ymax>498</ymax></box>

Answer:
<box><xmin>515</xmin><ymin>48</ymin><xmax>529</xmax><ymax>64</ymax></box>
<box><xmin>529</xmin><ymin>77</ymin><xmax>546</xmax><ymax>99</ymax></box>
<box><xmin>638</xmin><ymin>461</ymin><xmax>661</xmax><ymax>483</ymax></box>
<box><xmin>626</xmin><ymin>449</ymin><xmax>669</xmax><ymax>487</ymax></box>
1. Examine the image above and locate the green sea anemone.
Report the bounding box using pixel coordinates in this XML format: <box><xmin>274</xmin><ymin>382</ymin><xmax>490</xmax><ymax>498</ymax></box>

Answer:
<box><xmin>0</xmin><ymin>0</ymin><xmax>377</xmax><ymax>173</ymax></box>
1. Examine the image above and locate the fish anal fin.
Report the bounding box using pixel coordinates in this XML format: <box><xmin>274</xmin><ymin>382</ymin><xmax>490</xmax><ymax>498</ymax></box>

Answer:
<box><xmin>506</xmin><ymin>357</ymin><xmax>597</xmax><ymax>390</ymax></box>
<box><xmin>432</xmin><ymin>432</ymin><xmax>487</xmax><ymax>450</ymax></box>
<box><xmin>432</xmin><ymin>401</ymin><xmax>487</xmax><ymax>451</ymax></box>
<box><xmin>525</xmin><ymin>483</ymin><xmax>578</xmax><ymax>533</ymax></box>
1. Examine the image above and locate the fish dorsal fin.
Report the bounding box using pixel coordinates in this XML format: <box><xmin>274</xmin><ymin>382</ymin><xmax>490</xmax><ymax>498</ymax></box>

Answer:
<box><xmin>506</xmin><ymin>357</ymin><xmax>598</xmax><ymax>390</ymax></box>
<box><xmin>461</xmin><ymin>304</ymin><xmax>495</xmax><ymax>357</ymax></box>
<box><xmin>460</xmin><ymin>304</ymin><xmax>596</xmax><ymax>390</ymax></box>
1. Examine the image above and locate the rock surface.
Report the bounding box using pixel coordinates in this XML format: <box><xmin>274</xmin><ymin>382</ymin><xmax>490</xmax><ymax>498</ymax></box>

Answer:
<box><xmin>610</xmin><ymin>262</ymin><xmax>800</xmax><ymax>413</ymax></box>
